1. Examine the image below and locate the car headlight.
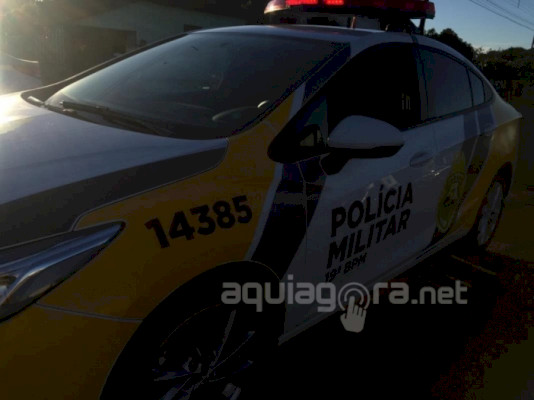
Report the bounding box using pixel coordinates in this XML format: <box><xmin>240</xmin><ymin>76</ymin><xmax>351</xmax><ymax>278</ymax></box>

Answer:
<box><xmin>0</xmin><ymin>223</ymin><xmax>123</xmax><ymax>321</ymax></box>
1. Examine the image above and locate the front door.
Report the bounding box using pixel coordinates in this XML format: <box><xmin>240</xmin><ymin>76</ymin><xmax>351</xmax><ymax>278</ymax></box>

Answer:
<box><xmin>284</xmin><ymin>42</ymin><xmax>442</xmax><ymax>331</ymax></box>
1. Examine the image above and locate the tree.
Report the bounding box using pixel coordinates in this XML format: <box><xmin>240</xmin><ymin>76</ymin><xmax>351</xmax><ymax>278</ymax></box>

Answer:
<box><xmin>478</xmin><ymin>47</ymin><xmax>534</xmax><ymax>86</ymax></box>
<box><xmin>425</xmin><ymin>28</ymin><xmax>476</xmax><ymax>61</ymax></box>
<box><xmin>425</xmin><ymin>27</ymin><xmax>534</xmax><ymax>97</ymax></box>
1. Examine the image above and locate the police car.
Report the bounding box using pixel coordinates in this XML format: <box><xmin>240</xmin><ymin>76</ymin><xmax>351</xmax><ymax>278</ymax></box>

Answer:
<box><xmin>0</xmin><ymin>16</ymin><xmax>521</xmax><ymax>400</ymax></box>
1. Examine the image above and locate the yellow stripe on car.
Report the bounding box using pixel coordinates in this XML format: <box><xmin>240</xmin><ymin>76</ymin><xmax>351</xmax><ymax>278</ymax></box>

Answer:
<box><xmin>38</xmin><ymin>94</ymin><xmax>295</xmax><ymax>319</ymax></box>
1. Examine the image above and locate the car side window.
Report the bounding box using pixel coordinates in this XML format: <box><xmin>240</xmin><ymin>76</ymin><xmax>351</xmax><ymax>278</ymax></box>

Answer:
<box><xmin>326</xmin><ymin>43</ymin><xmax>422</xmax><ymax>131</ymax></box>
<box><xmin>268</xmin><ymin>95</ymin><xmax>329</xmax><ymax>162</ymax></box>
<box><xmin>469</xmin><ymin>70</ymin><xmax>485</xmax><ymax>106</ymax></box>
<box><xmin>296</xmin><ymin>95</ymin><xmax>328</xmax><ymax>148</ymax></box>
<box><xmin>419</xmin><ymin>48</ymin><xmax>472</xmax><ymax>118</ymax></box>
<box><xmin>269</xmin><ymin>44</ymin><xmax>422</xmax><ymax>163</ymax></box>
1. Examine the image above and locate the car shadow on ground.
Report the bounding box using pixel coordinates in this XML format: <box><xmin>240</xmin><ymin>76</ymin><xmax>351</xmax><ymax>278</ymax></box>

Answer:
<box><xmin>242</xmin><ymin>187</ymin><xmax>533</xmax><ymax>400</ymax></box>
<box><xmin>242</xmin><ymin>94</ymin><xmax>534</xmax><ymax>399</ymax></box>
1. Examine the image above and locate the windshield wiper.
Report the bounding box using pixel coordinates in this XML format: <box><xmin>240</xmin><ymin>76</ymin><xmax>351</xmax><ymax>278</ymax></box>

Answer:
<box><xmin>27</xmin><ymin>96</ymin><xmax>76</xmax><ymax>116</ymax></box>
<box><xmin>60</xmin><ymin>100</ymin><xmax>173</xmax><ymax>136</ymax></box>
<box><xmin>26</xmin><ymin>96</ymin><xmax>45</xmax><ymax>106</ymax></box>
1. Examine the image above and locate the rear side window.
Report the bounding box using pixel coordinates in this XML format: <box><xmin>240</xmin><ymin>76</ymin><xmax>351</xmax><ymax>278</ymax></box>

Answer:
<box><xmin>483</xmin><ymin>80</ymin><xmax>494</xmax><ymax>102</ymax></box>
<box><xmin>469</xmin><ymin>70</ymin><xmax>485</xmax><ymax>106</ymax></box>
<box><xmin>420</xmin><ymin>48</ymin><xmax>472</xmax><ymax>118</ymax></box>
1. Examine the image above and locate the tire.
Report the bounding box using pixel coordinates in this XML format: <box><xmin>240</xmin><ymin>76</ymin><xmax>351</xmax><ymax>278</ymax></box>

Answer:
<box><xmin>465</xmin><ymin>177</ymin><xmax>506</xmax><ymax>250</ymax></box>
<box><xmin>102</xmin><ymin>271</ymin><xmax>283</xmax><ymax>400</ymax></box>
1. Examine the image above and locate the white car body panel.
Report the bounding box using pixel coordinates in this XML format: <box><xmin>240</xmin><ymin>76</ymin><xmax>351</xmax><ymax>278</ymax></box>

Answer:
<box><xmin>0</xmin><ymin>93</ymin><xmax>227</xmax><ymax>205</ymax></box>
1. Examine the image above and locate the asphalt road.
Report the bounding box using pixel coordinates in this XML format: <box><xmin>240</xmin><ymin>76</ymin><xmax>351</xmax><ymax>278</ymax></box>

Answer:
<box><xmin>239</xmin><ymin>94</ymin><xmax>534</xmax><ymax>400</ymax></box>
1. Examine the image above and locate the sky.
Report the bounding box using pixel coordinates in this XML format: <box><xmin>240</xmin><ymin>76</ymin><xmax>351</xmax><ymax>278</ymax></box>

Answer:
<box><xmin>426</xmin><ymin>0</ymin><xmax>534</xmax><ymax>50</ymax></box>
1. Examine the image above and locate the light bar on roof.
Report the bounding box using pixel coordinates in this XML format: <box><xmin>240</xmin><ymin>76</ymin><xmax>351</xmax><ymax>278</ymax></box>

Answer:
<box><xmin>264</xmin><ymin>0</ymin><xmax>435</xmax><ymax>19</ymax></box>
<box><xmin>286</xmin><ymin>0</ymin><xmax>319</xmax><ymax>5</ymax></box>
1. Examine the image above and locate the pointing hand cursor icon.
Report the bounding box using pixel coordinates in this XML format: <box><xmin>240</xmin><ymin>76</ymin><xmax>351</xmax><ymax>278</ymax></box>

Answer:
<box><xmin>340</xmin><ymin>296</ymin><xmax>367</xmax><ymax>333</ymax></box>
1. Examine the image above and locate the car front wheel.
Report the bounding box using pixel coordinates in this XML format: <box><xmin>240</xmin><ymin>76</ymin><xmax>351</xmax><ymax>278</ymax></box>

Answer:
<box><xmin>149</xmin><ymin>304</ymin><xmax>276</xmax><ymax>400</ymax></box>
<box><xmin>102</xmin><ymin>274</ymin><xmax>283</xmax><ymax>400</ymax></box>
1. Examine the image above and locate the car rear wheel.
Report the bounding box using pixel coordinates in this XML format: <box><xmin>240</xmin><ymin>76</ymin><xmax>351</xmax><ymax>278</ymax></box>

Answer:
<box><xmin>471</xmin><ymin>178</ymin><xmax>505</xmax><ymax>249</ymax></box>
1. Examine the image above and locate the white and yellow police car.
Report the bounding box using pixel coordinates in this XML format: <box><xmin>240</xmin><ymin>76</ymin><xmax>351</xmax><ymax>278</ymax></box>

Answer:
<box><xmin>0</xmin><ymin>22</ymin><xmax>521</xmax><ymax>400</ymax></box>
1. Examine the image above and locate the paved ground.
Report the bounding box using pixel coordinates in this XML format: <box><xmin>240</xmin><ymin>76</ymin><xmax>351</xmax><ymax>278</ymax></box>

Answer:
<box><xmin>240</xmin><ymin>95</ymin><xmax>534</xmax><ymax>400</ymax></box>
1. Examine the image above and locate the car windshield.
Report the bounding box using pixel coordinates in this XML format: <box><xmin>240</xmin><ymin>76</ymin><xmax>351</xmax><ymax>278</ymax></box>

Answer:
<box><xmin>46</xmin><ymin>32</ymin><xmax>347</xmax><ymax>139</ymax></box>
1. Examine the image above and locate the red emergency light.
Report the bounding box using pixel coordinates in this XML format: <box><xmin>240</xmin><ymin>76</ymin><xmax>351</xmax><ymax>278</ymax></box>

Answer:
<box><xmin>286</xmin><ymin>0</ymin><xmax>319</xmax><ymax>5</ymax></box>
<box><xmin>265</xmin><ymin>0</ymin><xmax>435</xmax><ymax>19</ymax></box>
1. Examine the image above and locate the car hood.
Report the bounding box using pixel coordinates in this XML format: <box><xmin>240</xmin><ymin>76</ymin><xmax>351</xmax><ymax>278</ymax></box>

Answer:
<box><xmin>0</xmin><ymin>93</ymin><xmax>227</xmax><ymax>248</ymax></box>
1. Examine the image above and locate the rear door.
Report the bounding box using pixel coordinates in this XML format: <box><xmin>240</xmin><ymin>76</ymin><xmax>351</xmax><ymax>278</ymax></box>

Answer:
<box><xmin>417</xmin><ymin>45</ymin><xmax>494</xmax><ymax>247</ymax></box>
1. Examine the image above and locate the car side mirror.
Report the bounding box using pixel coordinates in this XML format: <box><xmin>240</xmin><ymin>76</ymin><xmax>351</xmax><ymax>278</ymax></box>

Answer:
<box><xmin>328</xmin><ymin>115</ymin><xmax>405</xmax><ymax>153</ymax></box>
<box><xmin>321</xmin><ymin>116</ymin><xmax>405</xmax><ymax>175</ymax></box>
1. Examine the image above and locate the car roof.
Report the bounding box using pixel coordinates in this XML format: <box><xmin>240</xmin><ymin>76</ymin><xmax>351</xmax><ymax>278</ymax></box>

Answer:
<box><xmin>192</xmin><ymin>24</ymin><xmax>384</xmax><ymax>43</ymax></box>
<box><xmin>196</xmin><ymin>26</ymin><xmax>476</xmax><ymax>69</ymax></box>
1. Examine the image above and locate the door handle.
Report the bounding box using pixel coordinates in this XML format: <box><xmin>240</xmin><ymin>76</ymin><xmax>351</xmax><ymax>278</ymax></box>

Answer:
<box><xmin>410</xmin><ymin>152</ymin><xmax>433</xmax><ymax>167</ymax></box>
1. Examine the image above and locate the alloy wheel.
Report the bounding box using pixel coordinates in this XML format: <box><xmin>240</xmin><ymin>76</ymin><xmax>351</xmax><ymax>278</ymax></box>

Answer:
<box><xmin>476</xmin><ymin>181</ymin><xmax>504</xmax><ymax>247</ymax></box>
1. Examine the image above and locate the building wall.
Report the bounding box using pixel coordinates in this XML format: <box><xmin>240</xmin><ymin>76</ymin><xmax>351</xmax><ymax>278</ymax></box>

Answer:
<box><xmin>36</xmin><ymin>1</ymin><xmax>248</xmax><ymax>83</ymax></box>
<box><xmin>75</xmin><ymin>1</ymin><xmax>246</xmax><ymax>46</ymax></box>
<box><xmin>38</xmin><ymin>25</ymin><xmax>70</xmax><ymax>83</ymax></box>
